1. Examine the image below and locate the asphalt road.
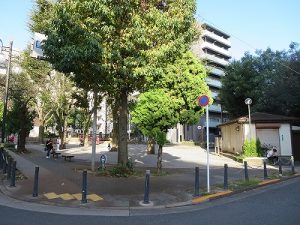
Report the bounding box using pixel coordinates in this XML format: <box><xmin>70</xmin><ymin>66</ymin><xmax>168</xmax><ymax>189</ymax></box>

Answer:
<box><xmin>1</xmin><ymin>177</ymin><xmax>300</xmax><ymax>225</ymax></box>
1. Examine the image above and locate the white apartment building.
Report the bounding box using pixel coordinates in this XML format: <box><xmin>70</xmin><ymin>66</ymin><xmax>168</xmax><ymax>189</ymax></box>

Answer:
<box><xmin>167</xmin><ymin>23</ymin><xmax>231</xmax><ymax>144</ymax></box>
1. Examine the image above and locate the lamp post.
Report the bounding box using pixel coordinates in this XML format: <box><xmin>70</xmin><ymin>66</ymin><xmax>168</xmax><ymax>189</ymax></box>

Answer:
<box><xmin>244</xmin><ymin>98</ymin><xmax>252</xmax><ymax>140</ymax></box>
<box><xmin>0</xmin><ymin>39</ymin><xmax>13</xmax><ymax>143</ymax></box>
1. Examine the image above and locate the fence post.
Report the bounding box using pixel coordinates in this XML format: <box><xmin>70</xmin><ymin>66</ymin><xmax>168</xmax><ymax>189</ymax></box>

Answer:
<box><xmin>143</xmin><ymin>170</ymin><xmax>151</xmax><ymax>204</ymax></box>
<box><xmin>224</xmin><ymin>164</ymin><xmax>228</xmax><ymax>190</ymax></box>
<box><xmin>81</xmin><ymin>170</ymin><xmax>87</xmax><ymax>204</ymax></box>
<box><xmin>278</xmin><ymin>160</ymin><xmax>282</xmax><ymax>176</ymax></box>
<box><xmin>10</xmin><ymin>161</ymin><xmax>16</xmax><ymax>187</ymax></box>
<box><xmin>291</xmin><ymin>156</ymin><xmax>295</xmax><ymax>174</ymax></box>
<box><xmin>244</xmin><ymin>161</ymin><xmax>249</xmax><ymax>181</ymax></box>
<box><xmin>194</xmin><ymin>167</ymin><xmax>200</xmax><ymax>196</ymax></box>
<box><xmin>263</xmin><ymin>161</ymin><xmax>268</xmax><ymax>180</ymax></box>
<box><xmin>33</xmin><ymin>166</ymin><xmax>39</xmax><ymax>197</ymax></box>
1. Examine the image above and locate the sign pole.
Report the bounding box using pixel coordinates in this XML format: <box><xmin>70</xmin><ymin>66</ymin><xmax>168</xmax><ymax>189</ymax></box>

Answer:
<box><xmin>206</xmin><ymin>104</ymin><xmax>210</xmax><ymax>193</ymax></box>
<box><xmin>198</xmin><ymin>95</ymin><xmax>210</xmax><ymax>193</ymax></box>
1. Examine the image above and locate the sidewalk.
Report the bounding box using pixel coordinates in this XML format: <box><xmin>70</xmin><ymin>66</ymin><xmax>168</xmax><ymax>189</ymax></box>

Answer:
<box><xmin>1</xmin><ymin>143</ymin><xmax>298</xmax><ymax>210</ymax></box>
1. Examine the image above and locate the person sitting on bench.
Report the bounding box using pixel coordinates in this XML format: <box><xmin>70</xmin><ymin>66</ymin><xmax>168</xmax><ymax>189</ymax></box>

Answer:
<box><xmin>267</xmin><ymin>147</ymin><xmax>278</xmax><ymax>165</ymax></box>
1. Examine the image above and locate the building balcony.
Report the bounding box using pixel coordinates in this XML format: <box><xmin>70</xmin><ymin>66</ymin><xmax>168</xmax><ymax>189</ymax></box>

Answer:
<box><xmin>206</xmin><ymin>77</ymin><xmax>222</xmax><ymax>88</ymax></box>
<box><xmin>209</xmin><ymin>104</ymin><xmax>222</xmax><ymax>113</ymax></box>
<box><xmin>207</xmin><ymin>67</ymin><xmax>225</xmax><ymax>77</ymax></box>
<box><xmin>201</xmin><ymin>42</ymin><xmax>231</xmax><ymax>59</ymax></box>
<box><xmin>204</xmin><ymin>54</ymin><xmax>229</xmax><ymax>67</ymax></box>
<box><xmin>202</xmin><ymin>30</ymin><xmax>231</xmax><ymax>48</ymax></box>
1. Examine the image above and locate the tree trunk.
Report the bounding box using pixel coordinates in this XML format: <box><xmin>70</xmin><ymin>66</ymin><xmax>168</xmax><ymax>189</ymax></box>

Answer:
<box><xmin>157</xmin><ymin>144</ymin><xmax>163</xmax><ymax>174</ymax></box>
<box><xmin>147</xmin><ymin>137</ymin><xmax>155</xmax><ymax>154</ymax></box>
<box><xmin>111</xmin><ymin>104</ymin><xmax>119</xmax><ymax>152</ymax></box>
<box><xmin>38</xmin><ymin>125</ymin><xmax>45</xmax><ymax>144</ymax></box>
<box><xmin>118</xmin><ymin>90</ymin><xmax>128</xmax><ymax>165</ymax></box>
<box><xmin>17</xmin><ymin>106</ymin><xmax>27</xmax><ymax>152</ymax></box>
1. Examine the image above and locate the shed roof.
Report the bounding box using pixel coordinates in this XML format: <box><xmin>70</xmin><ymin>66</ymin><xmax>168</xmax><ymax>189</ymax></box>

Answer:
<box><xmin>219</xmin><ymin>112</ymin><xmax>300</xmax><ymax>127</ymax></box>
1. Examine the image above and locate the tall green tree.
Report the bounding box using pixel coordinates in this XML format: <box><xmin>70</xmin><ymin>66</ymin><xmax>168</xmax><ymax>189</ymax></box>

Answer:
<box><xmin>8</xmin><ymin>66</ymin><xmax>37</xmax><ymax>151</ymax></box>
<box><xmin>131</xmin><ymin>89</ymin><xmax>181</xmax><ymax>172</ymax></box>
<box><xmin>31</xmin><ymin>0</ymin><xmax>198</xmax><ymax>164</ymax></box>
<box><xmin>20</xmin><ymin>49</ymin><xmax>53</xmax><ymax>143</ymax></box>
<box><xmin>220</xmin><ymin>46</ymin><xmax>300</xmax><ymax>118</ymax></box>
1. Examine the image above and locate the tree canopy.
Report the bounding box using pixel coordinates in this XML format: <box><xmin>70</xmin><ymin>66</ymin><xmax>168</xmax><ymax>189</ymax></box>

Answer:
<box><xmin>220</xmin><ymin>45</ymin><xmax>300</xmax><ymax>118</ymax></box>
<box><xmin>31</xmin><ymin>0</ymin><xmax>199</xmax><ymax>164</ymax></box>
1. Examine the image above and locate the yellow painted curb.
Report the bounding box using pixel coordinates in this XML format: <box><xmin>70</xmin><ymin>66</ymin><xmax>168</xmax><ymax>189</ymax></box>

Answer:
<box><xmin>192</xmin><ymin>191</ymin><xmax>232</xmax><ymax>205</ymax></box>
<box><xmin>72</xmin><ymin>193</ymin><xmax>82</xmax><ymax>200</ymax></box>
<box><xmin>44</xmin><ymin>192</ymin><xmax>60</xmax><ymax>200</ymax></box>
<box><xmin>59</xmin><ymin>193</ymin><xmax>75</xmax><ymax>200</ymax></box>
<box><xmin>293</xmin><ymin>173</ymin><xmax>300</xmax><ymax>177</ymax></box>
<box><xmin>87</xmin><ymin>194</ymin><xmax>103</xmax><ymax>202</ymax></box>
<box><xmin>258</xmin><ymin>179</ymin><xmax>280</xmax><ymax>186</ymax></box>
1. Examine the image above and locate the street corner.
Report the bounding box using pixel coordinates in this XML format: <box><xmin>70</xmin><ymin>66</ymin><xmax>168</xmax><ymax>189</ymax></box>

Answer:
<box><xmin>192</xmin><ymin>190</ymin><xmax>233</xmax><ymax>205</ymax></box>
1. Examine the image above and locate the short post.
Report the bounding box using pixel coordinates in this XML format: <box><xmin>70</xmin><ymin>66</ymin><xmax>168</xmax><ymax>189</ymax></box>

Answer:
<box><xmin>81</xmin><ymin>170</ymin><xmax>87</xmax><ymax>204</ymax></box>
<box><xmin>0</xmin><ymin>148</ymin><xmax>3</xmax><ymax>169</ymax></box>
<box><xmin>244</xmin><ymin>161</ymin><xmax>249</xmax><ymax>181</ymax></box>
<box><xmin>291</xmin><ymin>156</ymin><xmax>295</xmax><ymax>174</ymax></box>
<box><xmin>278</xmin><ymin>159</ymin><xmax>282</xmax><ymax>176</ymax></box>
<box><xmin>224</xmin><ymin>164</ymin><xmax>228</xmax><ymax>190</ymax></box>
<box><xmin>10</xmin><ymin>161</ymin><xmax>16</xmax><ymax>187</ymax></box>
<box><xmin>263</xmin><ymin>161</ymin><xmax>268</xmax><ymax>180</ymax></box>
<box><xmin>7</xmin><ymin>157</ymin><xmax>13</xmax><ymax>180</ymax></box>
<box><xmin>32</xmin><ymin>166</ymin><xmax>39</xmax><ymax>197</ymax></box>
<box><xmin>194</xmin><ymin>167</ymin><xmax>200</xmax><ymax>196</ymax></box>
<box><xmin>143</xmin><ymin>170</ymin><xmax>150</xmax><ymax>204</ymax></box>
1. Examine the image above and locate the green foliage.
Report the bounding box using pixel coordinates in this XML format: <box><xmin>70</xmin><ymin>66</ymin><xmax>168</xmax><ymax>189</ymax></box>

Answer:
<box><xmin>31</xmin><ymin>0</ymin><xmax>199</xmax><ymax>162</ymax></box>
<box><xmin>150</xmin><ymin>51</ymin><xmax>210</xmax><ymax>125</ymax></box>
<box><xmin>109</xmin><ymin>159</ymin><xmax>135</xmax><ymax>177</ymax></box>
<box><xmin>131</xmin><ymin>89</ymin><xmax>181</xmax><ymax>146</ymax></box>
<box><xmin>242</xmin><ymin>139</ymin><xmax>263</xmax><ymax>157</ymax></box>
<box><xmin>220</xmin><ymin>45</ymin><xmax>300</xmax><ymax>118</ymax></box>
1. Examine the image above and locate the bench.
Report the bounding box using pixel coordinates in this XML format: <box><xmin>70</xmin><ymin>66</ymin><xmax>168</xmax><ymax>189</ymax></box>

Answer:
<box><xmin>51</xmin><ymin>152</ymin><xmax>61</xmax><ymax>158</ymax></box>
<box><xmin>62</xmin><ymin>155</ymin><xmax>74</xmax><ymax>161</ymax></box>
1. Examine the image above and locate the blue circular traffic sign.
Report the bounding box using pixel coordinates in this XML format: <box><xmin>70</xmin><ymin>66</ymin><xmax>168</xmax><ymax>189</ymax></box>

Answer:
<box><xmin>198</xmin><ymin>95</ymin><xmax>209</xmax><ymax>107</ymax></box>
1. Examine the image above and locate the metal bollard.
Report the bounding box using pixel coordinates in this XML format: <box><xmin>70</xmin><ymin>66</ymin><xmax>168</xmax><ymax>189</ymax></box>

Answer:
<box><xmin>0</xmin><ymin>148</ymin><xmax>3</xmax><ymax>169</ymax></box>
<box><xmin>291</xmin><ymin>156</ymin><xmax>295</xmax><ymax>174</ymax></box>
<box><xmin>7</xmin><ymin>157</ymin><xmax>13</xmax><ymax>180</ymax></box>
<box><xmin>224</xmin><ymin>164</ymin><xmax>228</xmax><ymax>190</ymax></box>
<box><xmin>143</xmin><ymin>170</ymin><xmax>151</xmax><ymax>204</ymax></box>
<box><xmin>263</xmin><ymin>161</ymin><xmax>268</xmax><ymax>180</ymax></box>
<box><xmin>244</xmin><ymin>161</ymin><xmax>249</xmax><ymax>181</ymax></box>
<box><xmin>278</xmin><ymin>160</ymin><xmax>282</xmax><ymax>176</ymax></box>
<box><xmin>194</xmin><ymin>167</ymin><xmax>200</xmax><ymax>196</ymax></box>
<box><xmin>81</xmin><ymin>170</ymin><xmax>87</xmax><ymax>204</ymax></box>
<box><xmin>33</xmin><ymin>166</ymin><xmax>39</xmax><ymax>197</ymax></box>
<box><xmin>10</xmin><ymin>161</ymin><xmax>16</xmax><ymax>187</ymax></box>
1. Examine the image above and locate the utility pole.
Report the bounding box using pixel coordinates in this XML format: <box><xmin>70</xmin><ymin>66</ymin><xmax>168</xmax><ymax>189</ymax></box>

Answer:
<box><xmin>1</xmin><ymin>41</ymin><xmax>13</xmax><ymax>143</ymax></box>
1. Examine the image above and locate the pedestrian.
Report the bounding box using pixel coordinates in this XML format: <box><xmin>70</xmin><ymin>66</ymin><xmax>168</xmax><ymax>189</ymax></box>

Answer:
<box><xmin>45</xmin><ymin>138</ymin><xmax>53</xmax><ymax>158</ymax></box>
<box><xmin>267</xmin><ymin>147</ymin><xmax>279</xmax><ymax>165</ymax></box>
<box><xmin>56</xmin><ymin>137</ymin><xmax>61</xmax><ymax>151</ymax></box>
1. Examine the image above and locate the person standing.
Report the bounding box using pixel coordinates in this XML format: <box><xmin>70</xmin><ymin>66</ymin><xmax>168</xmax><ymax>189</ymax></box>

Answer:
<box><xmin>45</xmin><ymin>139</ymin><xmax>53</xmax><ymax>158</ymax></box>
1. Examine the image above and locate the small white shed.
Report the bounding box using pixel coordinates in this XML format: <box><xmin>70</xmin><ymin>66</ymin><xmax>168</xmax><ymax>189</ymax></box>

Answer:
<box><xmin>218</xmin><ymin>112</ymin><xmax>300</xmax><ymax>157</ymax></box>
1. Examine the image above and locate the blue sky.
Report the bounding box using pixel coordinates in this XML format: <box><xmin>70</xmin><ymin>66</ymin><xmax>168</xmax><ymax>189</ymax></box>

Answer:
<box><xmin>0</xmin><ymin>0</ymin><xmax>299</xmax><ymax>59</ymax></box>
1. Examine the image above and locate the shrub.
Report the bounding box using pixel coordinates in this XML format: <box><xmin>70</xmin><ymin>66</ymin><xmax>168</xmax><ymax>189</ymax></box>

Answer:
<box><xmin>243</xmin><ymin>139</ymin><xmax>258</xmax><ymax>157</ymax></box>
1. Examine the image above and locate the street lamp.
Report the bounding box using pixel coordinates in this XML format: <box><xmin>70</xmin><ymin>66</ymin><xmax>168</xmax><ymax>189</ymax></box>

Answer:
<box><xmin>244</xmin><ymin>98</ymin><xmax>252</xmax><ymax>140</ymax></box>
<box><xmin>0</xmin><ymin>39</ymin><xmax>13</xmax><ymax>143</ymax></box>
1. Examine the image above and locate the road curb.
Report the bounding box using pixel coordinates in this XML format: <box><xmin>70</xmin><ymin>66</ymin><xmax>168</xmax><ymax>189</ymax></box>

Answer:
<box><xmin>192</xmin><ymin>191</ymin><xmax>233</xmax><ymax>204</ymax></box>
